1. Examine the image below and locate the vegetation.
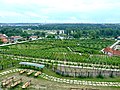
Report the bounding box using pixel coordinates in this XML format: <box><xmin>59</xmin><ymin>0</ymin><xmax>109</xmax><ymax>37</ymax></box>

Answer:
<box><xmin>0</xmin><ymin>55</ymin><xmax>20</xmax><ymax>70</ymax></box>
<box><xmin>0</xmin><ymin>27</ymin><xmax>29</xmax><ymax>37</ymax></box>
<box><xmin>0</xmin><ymin>39</ymin><xmax>119</xmax><ymax>65</ymax></box>
<box><xmin>1</xmin><ymin>24</ymin><xmax>120</xmax><ymax>38</ymax></box>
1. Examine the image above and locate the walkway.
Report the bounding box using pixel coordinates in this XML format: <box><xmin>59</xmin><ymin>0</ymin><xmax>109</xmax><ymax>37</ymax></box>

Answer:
<box><xmin>40</xmin><ymin>73</ymin><xmax>120</xmax><ymax>87</ymax></box>
<box><xmin>0</xmin><ymin>41</ymin><xmax>28</xmax><ymax>47</ymax></box>
<box><xmin>0</xmin><ymin>38</ymin><xmax>40</xmax><ymax>47</ymax></box>
<box><xmin>110</xmin><ymin>40</ymin><xmax>120</xmax><ymax>48</ymax></box>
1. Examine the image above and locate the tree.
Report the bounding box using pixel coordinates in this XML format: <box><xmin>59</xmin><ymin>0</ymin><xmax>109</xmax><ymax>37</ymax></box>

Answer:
<box><xmin>47</xmin><ymin>35</ymin><xmax>55</xmax><ymax>38</ymax></box>
<box><xmin>57</xmin><ymin>31</ymin><xmax>60</xmax><ymax>35</ymax></box>
<box><xmin>0</xmin><ymin>39</ymin><xmax>3</xmax><ymax>44</ymax></box>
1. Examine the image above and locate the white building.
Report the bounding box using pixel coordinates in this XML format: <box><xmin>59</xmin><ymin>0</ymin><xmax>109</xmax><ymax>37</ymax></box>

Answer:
<box><xmin>117</xmin><ymin>36</ymin><xmax>120</xmax><ymax>40</ymax></box>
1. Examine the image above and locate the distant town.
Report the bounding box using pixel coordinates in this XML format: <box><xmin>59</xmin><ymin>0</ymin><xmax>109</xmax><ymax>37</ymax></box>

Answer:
<box><xmin>0</xmin><ymin>23</ymin><xmax>120</xmax><ymax>44</ymax></box>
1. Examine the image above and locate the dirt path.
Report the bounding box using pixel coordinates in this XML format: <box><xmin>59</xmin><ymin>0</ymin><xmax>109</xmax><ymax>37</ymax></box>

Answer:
<box><xmin>0</xmin><ymin>73</ymin><xmax>120</xmax><ymax>90</ymax></box>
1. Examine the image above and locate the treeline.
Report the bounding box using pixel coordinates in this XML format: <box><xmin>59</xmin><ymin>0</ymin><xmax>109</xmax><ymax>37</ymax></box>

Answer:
<box><xmin>10</xmin><ymin>23</ymin><xmax>120</xmax><ymax>30</ymax></box>
<box><xmin>0</xmin><ymin>27</ymin><xmax>29</xmax><ymax>37</ymax></box>
<box><xmin>65</xmin><ymin>28</ymin><xmax>120</xmax><ymax>38</ymax></box>
<box><xmin>0</xmin><ymin>24</ymin><xmax>120</xmax><ymax>38</ymax></box>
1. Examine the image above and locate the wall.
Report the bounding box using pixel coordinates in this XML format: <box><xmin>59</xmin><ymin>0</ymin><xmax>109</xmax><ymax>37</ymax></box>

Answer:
<box><xmin>55</xmin><ymin>66</ymin><xmax>120</xmax><ymax>77</ymax></box>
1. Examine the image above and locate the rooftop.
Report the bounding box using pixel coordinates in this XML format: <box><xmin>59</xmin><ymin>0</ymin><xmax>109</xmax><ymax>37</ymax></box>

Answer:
<box><xmin>104</xmin><ymin>47</ymin><xmax>120</xmax><ymax>56</ymax></box>
<box><xmin>19</xmin><ymin>62</ymin><xmax>45</xmax><ymax>68</ymax></box>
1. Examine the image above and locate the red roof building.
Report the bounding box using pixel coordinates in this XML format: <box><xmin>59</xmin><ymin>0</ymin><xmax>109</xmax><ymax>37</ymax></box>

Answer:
<box><xmin>29</xmin><ymin>36</ymin><xmax>38</xmax><ymax>40</ymax></box>
<box><xmin>0</xmin><ymin>34</ymin><xmax>8</xmax><ymax>43</ymax></box>
<box><xmin>103</xmin><ymin>47</ymin><xmax>120</xmax><ymax>56</ymax></box>
<box><xmin>10</xmin><ymin>36</ymin><xmax>23</xmax><ymax>42</ymax></box>
<box><xmin>2</xmin><ymin>38</ymin><xmax>8</xmax><ymax>43</ymax></box>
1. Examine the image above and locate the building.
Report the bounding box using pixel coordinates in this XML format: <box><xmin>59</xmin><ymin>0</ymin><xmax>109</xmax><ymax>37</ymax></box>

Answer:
<box><xmin>0</xmin><ymin>34</ymin><xmax>8</xmax><ymax>43</ymax></box>
<box><xmin>117</xmin><ymin>36</ymin><xmax>120</xmax><ymax>40</ymax></box>
<box><xmin>29</xmin><ymin>36</ymin><xmax>38</xmax><ymax>40</ymax></box>
<box><xmin>114</xmin><ymin>45</ymin><xmax>120</xmax><ymax>50</ymax></box>
<box><xmin>10</xmin><ymin>36</ymin><xmax>23</xmax><ymax>43</ymax></box>
<box><xmin>19</xmin><ymin>62</ymin><xmax>45</xmax><ymax>70</ymax></box>
<box><xmin>59</xmin><ymin>30</ymin><xmax>64</xmax><ymax>34</ymax></box>
<box><xmin>103</xmin><ymin>37</ymin><xmax>120</xmax><ymax>56</ymax></box>
<box><xmin>103</xmin><ymin>47</ymin><xmax>120</xmax><ymax>56</ymax></box>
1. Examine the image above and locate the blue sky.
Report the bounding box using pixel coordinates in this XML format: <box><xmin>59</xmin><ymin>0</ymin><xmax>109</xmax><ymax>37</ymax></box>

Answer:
<box><xmin>0</xmin><ymin>0</ymin><xmax>120</xmax><ymax>23</ymax></box>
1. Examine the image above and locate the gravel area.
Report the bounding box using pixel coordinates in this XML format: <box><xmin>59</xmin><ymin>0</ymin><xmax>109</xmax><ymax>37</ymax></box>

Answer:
<box><xmin>0</xmin><ymin>73</ymin><xmax>120</xmax><ymax>90</ymax></box>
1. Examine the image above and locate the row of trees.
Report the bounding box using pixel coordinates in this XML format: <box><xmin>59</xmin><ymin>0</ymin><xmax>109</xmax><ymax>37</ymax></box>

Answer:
<box><xmin>12</xmin><ymin>23</ymin><xmax>120</xmax><ymax>31</ymax></box>
<box><xmin>65</xmin><ymin>28</ymin><xmax>120</xmax><ymax>38</ymax></box>
<box><xmin>0</xmin><ymin>27</ymin><xmax>29</xmax><ymax>37</ymax></box>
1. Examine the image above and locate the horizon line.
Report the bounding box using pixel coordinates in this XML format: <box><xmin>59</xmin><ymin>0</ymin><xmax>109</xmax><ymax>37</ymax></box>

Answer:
<box><xmin>0</xmin><ymin>22</ymin><xmax>120</xmax><ymax>24</ymax></box>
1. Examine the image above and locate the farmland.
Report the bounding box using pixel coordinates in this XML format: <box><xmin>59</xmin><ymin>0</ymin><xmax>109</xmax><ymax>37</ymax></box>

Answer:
<box><xmin>0</xmin><ymin>39</ymin><xmax>119</xmax><ymax>65</ymax></box>
<box><xmin>0</xmin><ymin>39</ymin><xmax>120</xmax><ymax>90</ymax></box>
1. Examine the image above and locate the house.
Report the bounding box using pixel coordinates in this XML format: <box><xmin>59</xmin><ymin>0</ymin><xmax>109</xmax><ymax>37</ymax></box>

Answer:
<box><xmin>55</xmin><ymin>35</ymin><xmax>66</xmax><ymax>39</ymax></box>
<box><xmin>117</xmin><ymin>36</ymin><xmax>120</xmax><ymax>40</ymax></box>
<box><xmin>0</xmin><ymin>34</ymin><xmax>8</xmax><ymax>43</ymax></box>
<box><xmin>113</xmin><ymin>45</ymin><xmax>120</xmax><ymax>50</ymax></box>
<box><xmin>103</xmin><ymin>47</ymin><xmax>120</xmax><ymax>56</ymax></box>
<box><xmin>58</xmin><ymin>30</ymin><xmax>64</xmax><ymax>34</ymax></box>
<box><xmin>10</xmin><ymin>36</ymin><xmax>23</xmax><ymax>43</ymax></box>
<box><xmin>29</xmin><ymin>36</ymin><xmax>38</xmax><ymax>40</ymax></box>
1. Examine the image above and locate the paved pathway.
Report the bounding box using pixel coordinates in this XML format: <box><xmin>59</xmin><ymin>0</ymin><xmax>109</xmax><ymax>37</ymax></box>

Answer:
<box><xmin>0</xmin><ymin>38</ymin><xmax>40</xmax><ymax>47</ymax></box>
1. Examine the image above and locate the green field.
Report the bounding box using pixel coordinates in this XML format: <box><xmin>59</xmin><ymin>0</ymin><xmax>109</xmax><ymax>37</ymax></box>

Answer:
<box><xmin>0</xmin><ymin>39</ymin><xmax>119</xmax><ymax>65</ymax></box>
<box><xmin>0</xmin><ymin>39</ymin><xmax>120</xmax><ymax>90</ymax></box>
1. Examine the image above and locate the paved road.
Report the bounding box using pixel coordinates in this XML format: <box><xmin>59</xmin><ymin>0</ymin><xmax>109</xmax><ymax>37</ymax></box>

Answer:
<box><xmin>0</xmin><ymin>41</ymin><xmax>28</xmax><ymax>47</ymax></box>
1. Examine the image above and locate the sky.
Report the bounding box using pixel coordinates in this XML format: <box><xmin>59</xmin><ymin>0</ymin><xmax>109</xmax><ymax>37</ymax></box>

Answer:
<box><xmin>0</xmin><ymin>0</ymin><xmax>120</xmax><ymax>23</ymax></box>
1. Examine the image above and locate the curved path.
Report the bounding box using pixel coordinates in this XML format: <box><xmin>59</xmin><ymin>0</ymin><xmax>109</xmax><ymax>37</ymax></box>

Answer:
<box><xmin>40</xmin><ymin>73</ymin><xmax>120</xmax><ymax>87</ymax></box>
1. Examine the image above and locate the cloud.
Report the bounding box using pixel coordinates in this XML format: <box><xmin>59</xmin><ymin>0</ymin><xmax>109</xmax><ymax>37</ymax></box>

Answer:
<box><xmin>0</xmin><ymin>0</ymin><xmax>120</xmax><ymax>23</ymax></box>
<box><xmin>2</xmin><ymin>0</ymin><xmax>120</xmax><ymax>12</ymax></box>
